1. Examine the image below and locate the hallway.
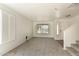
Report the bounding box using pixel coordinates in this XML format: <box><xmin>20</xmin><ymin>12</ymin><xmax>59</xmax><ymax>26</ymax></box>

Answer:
<box><xmin>4</xmin><ymin>37</ymin><xmax>71</xmax><ymax>56</ymax></box>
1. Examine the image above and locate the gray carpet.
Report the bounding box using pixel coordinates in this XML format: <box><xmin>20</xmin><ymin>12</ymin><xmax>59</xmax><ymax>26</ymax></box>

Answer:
<box><xmin>3</xmin><ymin>37</ymin><xmax>71</xmax><ymax>56</ymax></box>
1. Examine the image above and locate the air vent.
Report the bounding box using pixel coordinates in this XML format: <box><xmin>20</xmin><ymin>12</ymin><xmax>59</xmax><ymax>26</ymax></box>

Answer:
<box><xmin>68</xmin><ymin>3</ymin><xmax>79</xmax><ymax>8</ymax></box>
<box><xmin>65</xmin><ymin>14</ymin><xmax>71</xmax><ymax>17</ymax></box>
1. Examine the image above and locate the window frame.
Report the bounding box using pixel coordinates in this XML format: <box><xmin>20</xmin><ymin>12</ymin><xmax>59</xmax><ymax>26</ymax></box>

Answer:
<box><xmin>36</xmin><ymin>24</ymin><xmax>49</xmax><ymax>34</ymax></box>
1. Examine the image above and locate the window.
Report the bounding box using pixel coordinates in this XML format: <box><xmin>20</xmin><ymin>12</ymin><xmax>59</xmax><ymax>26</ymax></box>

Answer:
<box><xmin>36</xmin><ymin>24</ymin><xmax>49</xmax><ymax>34</ymax></box>
<box><xmin>57</xmin><ymin>24</ymin><xmax>59</xmax><ymax>35</ymax></box>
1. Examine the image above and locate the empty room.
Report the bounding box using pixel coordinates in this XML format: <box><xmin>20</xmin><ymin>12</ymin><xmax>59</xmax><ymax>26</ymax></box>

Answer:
<box><xmin>0</xmin><ymin>3</ymin><xmax>79</xmax><ymax>56</ymax></box>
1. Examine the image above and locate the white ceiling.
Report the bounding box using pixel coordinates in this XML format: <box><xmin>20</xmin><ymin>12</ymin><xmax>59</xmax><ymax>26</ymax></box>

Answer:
<box><xmin>4</xmin><ymin>3</ymin><xmax>79</xmax><ymax>21</ymax></box>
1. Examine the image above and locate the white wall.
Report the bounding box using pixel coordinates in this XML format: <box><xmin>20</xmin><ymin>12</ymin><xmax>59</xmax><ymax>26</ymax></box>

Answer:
<box><xmin>55</xmin><ymin>19</ymin><xmax>73</xmax><ymax>40</ymax></box>
<box><xmin>16</xmin><ymin>15</ymin><xmax>33</xmax><ymax>41</ymax></box>
<box><xmin>64</xmin><ymin>15</ymin><xmax>79</xmax><ymax>49</ymax></box>
<box><xmin>33</xmin><ymin>21</ymin><xmax>56</xmax><ymax>38</ymax></box>
<box><xmin>0</xmin><ymin>4</ymin><xmax>33</xmax><ymax>55</ymax></box>
<box><xmin>0</xmin><ymin>9</ymin><xmax>2</xmax><ymax>44</ymax></box>
<box><xmin>60</xmin><ymin>15</ymin><xmax>79</xmax><ymax>31</ymax></box>
<box><xmin>54</xmin><ymin>16</ymin><xmax>79</xmax><ymax>40</ymax></box>
<box><xmin>2</xmin><ymin>10</ymin><xmax>16</xmax><ymax>43</ymax></box>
